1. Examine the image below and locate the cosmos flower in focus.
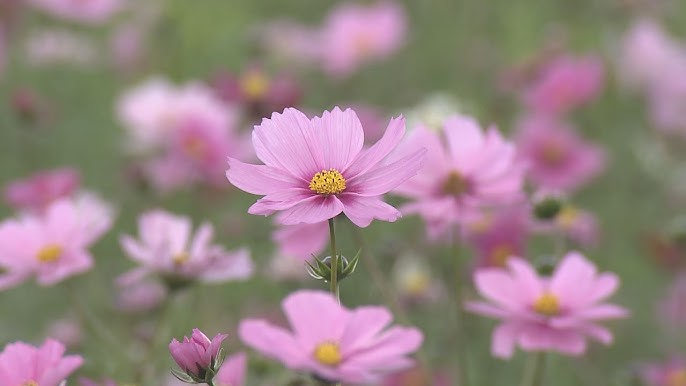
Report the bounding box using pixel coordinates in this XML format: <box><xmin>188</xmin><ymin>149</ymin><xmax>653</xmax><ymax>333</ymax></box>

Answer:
<box><xmin>515</xmin><ymin>116</ymin><xmax>605</xmax><ymax>192</ymax></box>
<box><xmin>393</xmin><ymin>114</ymin><xmax>524</xmax><ymax>240</ymax></box>
<box><xmin>0</xmin><ymin>338</ymin><xmax>83</xmax><ymax>386</ymax></box>
<box><xmin>467</xmin><ymin>252</ymin><xmax>628</xmax><ymax>358</ymax></box>
<box><xmin>239</xmin><ymin>290</ymin><xmax>423</xmax><ymax>384</ymax></box>
<box><xmin>226</xmin><ymin>107</ymin><xmax>426</xmax><ymax>227</ymax></box>
<box><xmin>119</xmin><ymin>209</ymin><xmax>253</xmax><ymax>288</ymax></box>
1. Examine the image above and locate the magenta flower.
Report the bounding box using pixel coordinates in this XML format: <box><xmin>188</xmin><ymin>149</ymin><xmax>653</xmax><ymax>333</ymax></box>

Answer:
<box><xmin>515</xmin><ymin>116</ymin><xmax>605</xmax><ymax>192</ymax></box>
<box><xmin>0</xmin><ymin>338</ymin><xmax>83</xmax><ymax>386</ymax></box>
<box><xmin>239</xmin><ymin>290</ymin><xmax>423</xmax><ymax>384</ymax></box>
<box><xmin>0</xmin><ymin>198</ymin><xmax>111</xmax><ymax>290</ymax></box>
<box><xmin>393</xmin><ymin>115</ymin><xmax>524</xmax><ymax>240</ymax></box>
<box><xmin>523</xmin><ymin>54</ymin><xmax>604</xmax><ymax>116</ymax></box>
<box><xmin>466</xmin><ymin>252</ymin><xmax>628</xmax><ymax>358</ymax></box>
<box><xmin>214</xmin><ymin>352</ymin><xmax>247</xmax><ymax>386</ymax></box>
<box><xmin>462</xmin><ymin>206</ymin><xmax>530</xmax><ymax>268</ymax></box>
<box><xmin>3</xmin><ymin>167</ymin><xmax>80</xmax><ymax>213</ymax></box>
<box><xmin>318</xmin><ymin>1</ymin><xmax>407</xmax><ymax>78</ymax></box>
<box><xmin>639</xmin><ymin>357</ymin><xmax>686</xmax><ymax>386</ymax></box>
<box><xmin>28</xmin><ymin>0</ymin><xmax>123</xmax><ymax>24</ymax></box>
<box><xmin>226</xmin><ymin>107</ymin><xmax>426</xmax><ymax>227</ymax></box>
<box><xmin>119</xmin><ymin>209</ymin><xmax>253</xmax><ymax>286</ymax></box>
<box><xmin>169</xmin><ymin>329</ymin><xmax>228</xmax><ymax>381</ymax></box>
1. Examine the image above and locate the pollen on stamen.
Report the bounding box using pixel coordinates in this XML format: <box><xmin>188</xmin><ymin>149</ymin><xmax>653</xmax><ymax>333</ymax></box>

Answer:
<box><xmin>313</xmin><ymin>342</ymin><xmax>342</xmax><ymax>366</ymax></box>
<box><xmin>533</xmin><ymin>292</ymin><xmax>560</xmax><ymax>316</ymax></box>
<box><xmin>309</xmin><ymin>169</ymin><xmax>346</xmax><ymax>195</ymax></box>
<box><xmin>36</xmin><ymin>244</ymin><xmax>63</xmax><ymax>263</ymax></box>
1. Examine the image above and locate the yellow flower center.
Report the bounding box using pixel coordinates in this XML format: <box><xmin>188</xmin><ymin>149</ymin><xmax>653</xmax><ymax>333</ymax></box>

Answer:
<box><xmin>240</xmin><ymin>71</ymin><xmax>269</xmax><ymax>100</ymax></box>
<box><xmin>182</xmin><ymin>137</ymin><xmax>206</xmax><ymax>158</ymax></box>
<box><xmin>668</xmin><ymin>369</ymin><xmax>686</xmax><ymax>386</ymax></box>
<box><xmin>313</xmin><ymin>342</ymin><xmax>342</xmax><ymax>366</ymax></box>
<box><xmin>309</xmin><ymin>169</ymin><xmax>346</xmax><ymax>195</ymax></box>
<box><xmin>490</xmin><ymin>244</ymin><xmax>514</xmax><ymax>267</ymax></box>
<box><xmin>533</xmin><ymin>292</ymin><xmax>560</xmax><ymax>316</ymax></box>
<box><xmin>22</xmin><ymin>381</ymin><xmax>39</xmax><ymax>386</ymax></box>
<box><xmin>172</xmin><ymin>252</ymin><xmax>190</xmax><ymax>265</ymax></box>
<box><xmin>541</xmin><ymin>142</ymin><xmax>566</xmax><ymax>165</ymax></box>
<box><xmin>442</xmin><ymin>171</ymin><xmax>469</xmax><ymax>196</ymax></box>
<box><xmin>555</xmin><ymin>205</ymin><xmax>579</xmax><ymax>229</ymax></box>
<box><xmin>36</xmin><ymin>244</ymin><xmax>62</xmax><ymax>263</ymax></box>
<box><xmin>404</xmin><ymin>272</ymin><xmax>430</xmax><ymax>295</ymax></box>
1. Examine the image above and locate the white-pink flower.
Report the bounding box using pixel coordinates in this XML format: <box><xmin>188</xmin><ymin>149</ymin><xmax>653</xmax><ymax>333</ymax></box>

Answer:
<box><xmin>119</xmin><ymin>209</ymin><xmax>253</xmax><ymax>285</ymax></box>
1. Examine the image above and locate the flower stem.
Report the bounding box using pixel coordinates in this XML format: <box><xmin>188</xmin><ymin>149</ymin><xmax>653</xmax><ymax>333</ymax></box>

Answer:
<box><xmin>328</xmin><ymin>218</ymin><xmax>339</xmax><ymax>301</ymax></box>
<box><xmin>452</xmin><ymin>226</ymin><xmax>470</xmax><ymax>386</ymax></box>
<box><xmin>519</xmin><ymin>352</ymin><xmax>547</xmax><ymax>386</ymax></box>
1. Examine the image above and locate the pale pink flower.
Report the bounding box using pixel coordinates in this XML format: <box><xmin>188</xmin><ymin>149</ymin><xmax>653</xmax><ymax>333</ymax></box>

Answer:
<box><xmin>0</xmin><ymin>338</ymin><xmax>83</xmax><ymax>386</ymax></box>
<box><xmin>25</xmin><ymin>29</ymin><xmax>99</xmax><ymax>67</ymax></box>
<box><xmin>239</xmin><ymin>290</ymin><xmax>423</xmax><ymax>384</ymax></box>
<box><xmin>214</xmin><ymin>352</ymin><xmax>247</xmax><ymax>386</ymax></box>
<box><xmin>226</xmin><ymin>107</ymin><xmax>426</xmax><ymax>227</ymax></box>
<box><xmin>317</xmin><ymin>2</ymin><xmax>407</xmax><ymax>77</ymax></box>
<box><xmin>46</xmin><ymin>316</ymin><xmax>82</xmax><ymax>348</ymax></box>
<box><xmin>3</xmin><ymin>167</ymin><xmax>80</xmax><ymax>213</ymax></box>
<box><xmin>462</xmin><ymin>206</ymin><xmax>530</xmax><ymax>268</ymax></box>
<box><xmin>114</xmin><ymin>276</ymin><xmax>167</xmax><ymax>313</ymax></box>
<box><xmin>169</xmin><ymin>329</ymin><xmax>227</xmax><ymax>379</ymax></box>
<box><xmin>393</xmin><ymin>115</ymin><xmax>525</xmax><ymax>240</ymax></box>
<box><xmin>639</xmin><ymin>357</ymin><xmax>686</xmax><ymax>386</ymax></box>
<box><xmin>119</xmin><ymin>209</ymin><xmax>253</xmax><ymax>285</ymax></box>
<box><xmin>29</xmin><ymin>0</ymin><xmax>124</xmax><ymax>24</ymax></box>
<box><xmin>515</xmin><ymin>116</ymin><xmax>605</xmax><ymax>192</ymax></box>
<box><xmin>649</xmin><ymin>71</ymin><xmax>686</xmax><ymax>138</ymax></box>
<box><xmin>658</xmin><ymin>274</ymin><xmax>686</xmax><ymax>334</ymax></box>
<box><xmin>523</xmin><ymin>54</ymin><xmax>604</xmax><ymax>116</ymax></box>
<box><xmin>0</xmin><ymin>198</ymin><xmax>110</xmax><ymax>289</ymax></box>
<box><xmin>466</xmin><ymin>252</ymin><xmax>628</xmax><ymax>358</ymax></box>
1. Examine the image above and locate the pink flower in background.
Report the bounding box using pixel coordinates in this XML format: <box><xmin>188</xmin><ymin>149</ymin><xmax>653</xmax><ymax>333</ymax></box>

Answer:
<box><xmin>258</xmin><ymin>20</ymin><xmax>321</xmax><ymax>67</ymax></box>
<box><xmin>214</xmin><ymin>352</ymin><xmax>247</xmax><ymax>386</ymax></box>
<box><xmin>239</xmin><ymin>290</ymin><xmax>423</xmax><ymax>384</ymax></box>
<box><xmin>3</xmin><ymin>167</ymin><xmax>80</xmax><ymax>213</ymax></box>
<box><xmin>554</xmin><ymin>205</ymin><xmax>600</xmax><ymax>247</ymax></box>
<box><xmin>658</xmin><ymin>274</ymin><xmax>686</xmax><ymax>334</ymax></box>
<box><xmin>317</xmin><ymin>2</ymin><xmax>407</xmax><ymax>77</ymax></box>
<box><xmin>46</xmin><ymin>316</ymin><xmax>82</xmax><ymax>348</ymax></box>
<box><xmin>0</xmin><ymin>198</ymin><xmax>111</xmax><ymax>290</ymax></box>
<box><xmin>639</xmin><ymin>357</ymin><xmax>686</xmax><ymax>386</ymax></box>
<box><xmin>25</xmin><ymin>29</ymin><xmax>99</xmax><ymax>67</ymax></box>
<box><xmin>119</xmin><ymin>209</ymin><xmax>253</xmax><ymax>285</ymax></box>
<box><xmin>273</xmin><ymin>221</ymin><xmax>329</xmax><ymax>261</ymax></box>
<box><xmin>515</xmin><ymin>116</ymin><xmax>605</xmax><ymax>192</ymax></box>
<box><xmin>462</xmin><ymin>206</ymin><xmax>531</xmax><ymax>268</ymax></box>
<box><xmin>393</xmin><ymin>115</ymin><xmax>524</xmax><ymax>240</ymax></box>
<box><xmin>649</xmin><ymin>73</ymin><xmax>686</xmax><ymax>139</ymax></box>
<box><xmin>351</xmin><ymin>104</ymin><xmax>387</xmax><ymax>144</ymax></box>
<box><xmin>523</xmin><ymin>55</ymin><xmax>604</xmax><ymax>116</ymax></box>
<box><xmin>226</xmin><ymin>107</ymin><xmax>426</xmax><ymax>227</ymax></box>
<box><xmin>467</xmin><ymin>252</ymin><xmax>628</xmax><ymax>358</ymax></box>
<box><xmin>0</xmin><ymin>338</ymin><xmax>83</xmax><ymax>386</ymax></box>
<box><xmin>28</xmin><ymin>0</ymin><xmax>124</xmax><ymax>24</ymax></box>
<box><xmin>114</xmin><ymin>276</ymin><xmax>167</xmax><ymax>313</ymax></box>
<box><xmin>110</xmin><ymin>23</ymin><xmax>147</xmax><ymax>74</ymax></box>
<box><xmin>169</xmin><ymin>329</ymin><xmax>227</xmax><ymax>379</ymax></box>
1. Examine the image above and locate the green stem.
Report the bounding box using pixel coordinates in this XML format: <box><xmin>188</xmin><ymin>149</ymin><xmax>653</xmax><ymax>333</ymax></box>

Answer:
<box><xmin>519</xmin><ymin>352</ymin><xmax>547</xmax><ymax>386</ymax></box>
<box><xmin>452</xmin><ymin>226</ymin><xmax>470</xmax><ymax>386</ymax></box>
<box><xmin>328</xmin><ymin>218</ymin><xmax>339</xmax><ymax>301</ymax></box>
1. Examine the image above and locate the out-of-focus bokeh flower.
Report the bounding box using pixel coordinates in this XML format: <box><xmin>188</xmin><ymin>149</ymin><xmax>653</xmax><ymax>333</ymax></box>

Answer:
<box><xmin>28</xmin><ymin>0</ymin><xmax>124</xmax><ymax>25</ymax></box>
<box><xmin>268</xmin><ymin>221</ymin><xmax>328</xmax><ymax>280</ymax></box>
<box><xmin>658</xmin><ymin>274</ymin><xmax>686</xmax><ymax>334</ymax></box>
<box><xmin>226</xmin><ymin>107</ymin><xmax>426</xmax><ymax>227</ymax></box>
<box><xmin>25</xmin><ymin>29</ymin><xmax>99</xmax><ymax>67</ymax></box>
<box><xmin>239</xmin><ymin>290</ymin><xmax>423</xmax><ymax>384</ymax></box>
<box><xmin>114</xmin><ymin>275</ymin><xmax>167</xmax><ymax>313</ymax></box>
<box><xmin>639</xmin><ymin>357</ymin><xmax>686</xmax><ymax>386</ymax></box>
<box><xmin>515</xmin><ymin>115</ymin><xmax>606</xmax><ymax>192</ymax></box>
<box><xmin>3</xmin><ymin>167</ymin><xmax>80</xmax><ymax>213</ymax></box>
<box><xmin>382</xmin><ymin>365</ymin><xmax>451</xmax><ymax>386</ymax></box>
<box><xmin>393</xmin><ymin>115</ymin><xmax>524</xmax><ymax>240</ymax></box>
<box><xmin>467</xmin><ymin>252</ymin><xmax>628</xmax><ymax>358</ymax></box>
<box><xmin>403</xmin><ymin>93</ymin><xmax>466</xmax><ymax>132</ymax></box>
<box><xmin>214</xmin><ymin>352</ymin><xmax>248</xmax><ymax>386</ymax></box>
<box><xmin>392</xmin><ymin>253</ymin><xmax>443</xmax><ymax>305</ymax></box>
<box><xmin>45</xmin><ymin>315</ymin><xmax>82</xmax><ymax>349</ymax></box>
<box><xmin>0</xmin><ymin>338</ymin><xmax>83</xmax><ymax>386</ymax></box>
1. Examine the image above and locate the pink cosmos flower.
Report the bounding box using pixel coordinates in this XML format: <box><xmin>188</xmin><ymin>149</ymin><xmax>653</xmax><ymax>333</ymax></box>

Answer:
<box><xmin>214</xmin><ymin>352</ymin><xmax>247</xmax><ymax>386</ymax></box>
<box><xmin>3</xmin><ymin>168</ymin><xmax>80</xmax><ymax>213</ymax></box>
<box><xmin>0</xmin><ymin>197</ymin><xmax>111</xmax><ymax>290</ymax></box>
<box><xmin>462</xmin><ymin>206</ymin><xmax>530</xmax><ymax>268</ymax></box>
<box><xmin>640</xmin><ymin>357</ymin><xmax>686</xmax><ymax>386</ymax></box>
<box><xmin>169</xmin><ymin>329</ymin><xmax>228</xmax><ymax>380</ymax></box>
<box><xmin>239</xmin><ymin>290</ymin><xmax>423</xmax><ymax>384</ymax></box>
<box><xmin>466</xmin><ymin>251</ymin><xmax>628</xmax><ymax>358</ymax></box>
<box><xmin>649</xmin><ymin>71</ymin><xmax>686</xmax><ymax>139</ymax></box>
<box><xmin>28</xmin><ymin>0</ymin><xmax>124</xmax><ymax>24</ymax></box>
<box><xmin>226</xmin><ymin>107</ymin><xmax>426</xmax><ymax>227</ymax></box>
<box><xmin>515</xmin><ymin>116</ymin><xmax>605</xmax><ymax>192</ymax></box>
<box><xmin>317</xmin><ymin>2</ymin><xmax>407</xmax><ymax>78</ymax></box>
<box><xmin>392</xmin><ymin>114</ymin><xmax>525</xmax><ymax>240</ymax></box>
<box><xmin>554</xmin><ymin>205</ymin><xmax>600</xmax><ymax>247</ymax></box>
<box><xmin>119</xmin><ymin>209</ymin><xmax>253</xmax><ymax>285</ymax></box>
<box><xmin>0</xmin><ymin>338</ymin><xmax>83</xmax><ymax>386</ymax></box>
<box><xmin>523</xmin><ymin>54</ymin><xmax>604</xmax><ymax>116</ymax></box>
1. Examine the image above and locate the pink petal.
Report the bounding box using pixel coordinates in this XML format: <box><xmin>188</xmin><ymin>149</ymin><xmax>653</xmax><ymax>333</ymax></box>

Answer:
<box><xmin>340</xmin><ymin>306</ymin><xmax>393</xmax><ymax>354</ymax></box>
<box><xmin>311</xmin><ymin>107</ymin><xmax>364</xmax><ymax>170</ymax></box>
<box><xmin>282</xmin><ymin>290</ymin><xmax>347</xmax><ymax>349</ymax></box>
<box><xmin>464</xmin><ymin>301</ymin><xmax>509</xmax><ymax>319</ymax></box>
<box><xmin>347</xmin><ymin>148</ymin><xmax>426</xmax><ymax>196</ymax></box>
<box><xmin>576</xmin><ymin>304</ymin><xmax>629</xmax><ymax>320</ymax></box>
<box><xmin>344</xmin><ymin>116</ymin><xmax>406</xmax><ymax>178</ymax></box>
<box><xmin>226</xmin><ymin>158</ymin><xmax>301</xmax><ymax>195</ymax></box>
<box><xmin>473</xmin><ymin>269</ymin><xmax>523</xmax><ymax>310</ymax></box>
<box><xmin>238</xmin><ymin>319</ymin><xmax>306</xmax><ymax>368</ymax></box>
<box><xmin>216</xmin><ymin>352</ymin><xmax>248</xmax><ymax>386</ymax></box>
<box><xmin>443</xmin><ymin>114</ymin><xmax>485</xmax><ymax>162</ymax></box>
<box><xmin>548</xmin><ymin>251</ymin><xmax>597</xmax><ymax>305</ymax></box>
<box><xmin>275</xmin><ymin>195</ymin><xmax>345</xmax><ymax>225</ymax></box>
<box><xmin>491</xmin><ymin>322</ymin><xmax>521</xmax><ymax>359</ymax></box>
<box><xmin>506</xmin><ymin>258</ymin><xmax>544</xmax><ymax>302</ymax></box>
<box><xmin>342</xmin><ymin>327</ymin><xmax>423</xmax><ymax>367</ymax></box>
<box><xmin>339</xmin><ymin>193</ymin><xmax>401</xmax><ymax>227</ymax></box>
